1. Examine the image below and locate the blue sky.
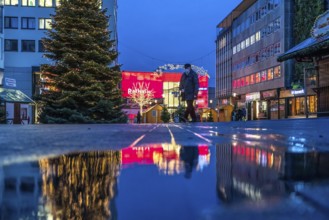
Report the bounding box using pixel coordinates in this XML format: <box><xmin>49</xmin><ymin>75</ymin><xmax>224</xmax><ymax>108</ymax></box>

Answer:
<box><xmin>117</xmin><ymin>0</ymin><xmax>242</xmax><ymax>86</ymax></box>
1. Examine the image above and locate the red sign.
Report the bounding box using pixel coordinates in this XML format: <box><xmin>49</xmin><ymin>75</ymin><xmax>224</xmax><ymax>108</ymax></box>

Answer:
<box><xmin>122</xmin><ymin>71</ymin><xmax>163</xmax><ymax>98</ymax></box>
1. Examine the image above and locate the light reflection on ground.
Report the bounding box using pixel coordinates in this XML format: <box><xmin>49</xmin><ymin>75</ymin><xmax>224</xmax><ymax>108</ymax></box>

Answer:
<box><xmin>0</xmin><ymin>141</ymin><xmax>328</xmax><ymax>220</ymax></box>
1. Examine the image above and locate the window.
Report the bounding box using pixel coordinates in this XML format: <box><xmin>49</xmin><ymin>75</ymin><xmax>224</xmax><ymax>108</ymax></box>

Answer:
<box><xmin>250</xmin><ymin>34</ymin><xmax>255</xmax><ymax>45</ymax></box>
<box><xmin>39</xmin><ymin>0</ymin><xmax>53</xmax><ymax>7</ymax></box>
<box><xmin>233</xmin><ymin>80</ymin><xmax>237</xmax><ymax>89</ymax></box>
<box><xmin>4</xmin><ymin>17</ymin><xmax>18</xmax><ymax>29</ymax></box>
<box><xmin>261</xmin><ymin>70</ymin><xmax>267</xmax><ymax>81</ymax></box>
<box><xmin>274</xmin><ymin>66</ymin><xmax>281</xmax><ymax>78</ymax></box>
<box><xmin>38</xmin><ymin>40</ymin><xmax>45</xmax><ymax>52</ymax></box>
<box><xmin>241</xmin><ymin>40</ymin><xmax>245</xmax><ymax>50</ymax></box>
<box><xmin>245</xmin><ymin>75</ymin><xmax>250</xmax><ymax>86</ymax></box>
<box><xmin>246</xmin><ymin>37</ymin><xmax>250</xmax><ymax>48</ymax></box>
<box><xmin>39</xmin><ymin>18</ymin><xmax>52</xmax><ymax>29</ymax></box>
<box><xmin>237</xmin><ymin>79</ymin><xmax>241</xmax><ymax>88</ymax></box>
<box><xmin>250</xmin><ymin>74</ymin><xmax>255</xmax><ymax>85</ymax></box>
<box><xmin>22</xmin><ymin>40</ymin><xmax>35</xmax><ymax>52</ymax></box>
<box><xmin>237</xmin><ymin>43</ymin><xmax>241</xmax><ymax>52</ymax></box>
<box><xmin>267</xmin><ymin>68</ymin><xmax>274</xmax><ymax>80</ymax></box>
<box><xmin>233</xmin><ymin>46</ymin><xmax>236</xmax><ymax>55</ymax></box>
<box><xmin>22</xmin><ymin>0</ymin><xmax>36</xmax><ymax>6</ymax></box>
<box><xmin>255</xmin><ymin>72</ymin><xmax>261</xmax><ymax>83</ymax></box>
<box><xmin>256</xmin><ymin>31</ymin><xmax>261</xmax><ymax>41</ymax></box>
<box><xmin>240</xmin><ymin>77</ymin><xmax>245</xmax><ymax>87</ymax></box>
<box><xmin>152</xmin><ymin>110</ymin><xmax>156</xmax><ymax>117</ymax></box>
<box><xmin>4</xmin><ymin>0</ymin><xmax>18</xmax><ymax>6</ymax></box>
<box><xmin>55</xmin><ymin>0</ymin><xmax>61</xmax><ymax>6</ymax></box>
<box><xmin>5</xmin><ymin>39</ymin><xmax>18</xmax><ymax>51</ymax></box>
<box><xmin>22</xmin><ymin>17</ymin><xmax>35</xmax><ymax>29</ymax></box>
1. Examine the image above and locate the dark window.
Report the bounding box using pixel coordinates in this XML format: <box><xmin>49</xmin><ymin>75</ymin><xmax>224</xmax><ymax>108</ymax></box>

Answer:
<box><xmin>38</xmin><ymin>40</ymin><xmax>45</xmax><ymax>52</ymax></box>
<box><xmin>5</xmin><ymin>39</ymin><xmax>18</xmax><ymax>51</ymax></box>
<box><xmin>22</xmin><ymin>17</ymin><xmax>35</xmax><ymax>29</ymax></box>
<box><xmin>22</xmin><ymin>40</ymin><xmax>35</xmax><ymax>52</ymax></box>
<box><xmin>4</xmin><ymin>16</ymin><xmax>18</xmax><ymax>29</ymax></box>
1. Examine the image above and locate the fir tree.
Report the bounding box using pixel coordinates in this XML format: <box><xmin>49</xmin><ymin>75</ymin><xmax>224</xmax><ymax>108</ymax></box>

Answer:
<box><xmin>293</xmin><ymin>0</ymin><xmax>326</xmax><ymax>83</ymax></box>
<box><xmin>161</xmin><ymin>105</ymin><xmax>171</xmax><ymax>123</ymax></box>
<box><xmin>38</xmin><ymin>0</ymin><xmax>126</xmax><ymax>123</ymax></box>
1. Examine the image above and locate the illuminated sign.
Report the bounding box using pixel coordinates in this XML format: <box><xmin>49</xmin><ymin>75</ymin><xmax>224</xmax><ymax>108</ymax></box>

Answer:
<box><xmin>122</xmin><ymin>71</ymin><xmax>163</xmax><ymax>98</ymax></box>
<box><xmin>246</xmin><ymin>92</ymin><xmax>260</xmax><ymax>102</ymax></box>
<box><xmin>291</xmin><ymin>89</ymin><xmax>305</xmax><ymax>95</ymax></box>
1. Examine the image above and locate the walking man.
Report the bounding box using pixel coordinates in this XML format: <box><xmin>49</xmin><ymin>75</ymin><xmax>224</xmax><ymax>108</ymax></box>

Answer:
<box><xmin>179</xmin><ymin>64</ymin><xmax>199</xmax><ymax>122</ymax></box>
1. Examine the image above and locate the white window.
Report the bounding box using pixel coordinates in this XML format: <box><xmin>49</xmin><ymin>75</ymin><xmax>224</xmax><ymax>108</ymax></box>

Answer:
<box><xmin>5</xmin><ymin>0</ymin><xmax>18</xmax><ymax>6</ymax></box>
<box><xmin>39</xmin><ymin>18</ymin><xmax>52</xmax><ymax>30</ymax></box>
<box><xmin>250</xmin><ymin>34</ymin><xmax>255</xmax><ymax>45</ymax></box>
<box><xmin>39</xmin><ymin>0</ymin><xmax>53</xmax><ymax>7</ymax></box>
<box><xmin>233</xmin><ymin>46</ymin><xmax>237</xmax><ymax>55</ymax></box>
<box><xmin>245</xmin><ymin>37</ymin><xmax>250</xmax><ymax>47</ymax></box>
<box><xmin>241</xmin><ymin>40</ymin><xmax>245</xmax><ymax>50</ymax></box>
<box><xmin>22</xmin><ymin>0</ymin><xmax>36</xmax><ymax>6</ymax></box>
<box><xmin>237</xmin><ymin>43</ymin><xmax>241</xmax><ymax>52</ymax></box>
<box><xmin>256</xmin><ymin>31</ymin><xmax>261</xmax><ymax>41</ymax></box>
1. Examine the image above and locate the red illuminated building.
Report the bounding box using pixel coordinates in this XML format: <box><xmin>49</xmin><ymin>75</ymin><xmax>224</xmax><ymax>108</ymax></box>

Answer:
<box><xmin>122</xmin><ymin>71</ymin><xmax>209</xmax><ymax>111</ymax></box>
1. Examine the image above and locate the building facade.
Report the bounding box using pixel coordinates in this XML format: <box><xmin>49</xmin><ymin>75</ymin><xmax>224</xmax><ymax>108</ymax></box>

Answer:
<box><xmin>1</xmin><ymin>0</ymin><xmax>118</xmax><ymax>123</ymax></box>
<box><xmin>216</xmin><ymin>0</ymin><xmax>304</xmax><ymax>120</ymax></box>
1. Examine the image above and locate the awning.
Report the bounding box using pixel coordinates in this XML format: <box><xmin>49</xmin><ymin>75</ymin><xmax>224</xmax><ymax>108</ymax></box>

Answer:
<box><xmin>277</xmin><ymin>34</ymin><xmax>329</xmax><ymax>62</ymax></box>
<box><xmin>0</xmin><ymin>88</ymin><xmax>35</xmax><ymax>103</ymax></box>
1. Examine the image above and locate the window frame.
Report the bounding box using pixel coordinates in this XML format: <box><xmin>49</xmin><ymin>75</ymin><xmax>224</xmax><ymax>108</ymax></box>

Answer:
<box><xmin>4</xmin><ymin>16</ymin><xmax>18</xmax><ymax>29</ymax></box>
<box><xmin>21</xmin><ymin>40</ymin><xmax>36</xmax><ymax>52</ymax></box>
<box><xmin>5</xmin><ymin>39</ymin><xmax>18</xmax><ymax>52</ymax></box>
<box><xmin>21</xmin><ymin>17</ymin><xmax>36</xmax><ymax>29</ymax></box>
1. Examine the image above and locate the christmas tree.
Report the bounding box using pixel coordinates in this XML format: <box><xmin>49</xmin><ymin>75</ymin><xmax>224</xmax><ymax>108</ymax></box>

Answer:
<box><xmin>38</xmin><ymin>0</ymin><xmax>126</xmax><ymax>123</ymax></box>
<box><xmin>161</xmin><ymin>105</ymin><xmax>171</xmax><ymax>123</ymax></box>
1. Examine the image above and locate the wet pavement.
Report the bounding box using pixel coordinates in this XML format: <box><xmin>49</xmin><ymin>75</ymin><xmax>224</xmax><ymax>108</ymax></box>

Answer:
<box><xmin>0</xmin><ymin>118</ymin><xmax>329</xmax><ymax>219</ymax></box>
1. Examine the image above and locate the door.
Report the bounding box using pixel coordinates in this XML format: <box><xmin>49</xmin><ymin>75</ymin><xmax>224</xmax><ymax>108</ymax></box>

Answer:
<box><xmin>13</xmin><ymin>103</ymin><xmax>21</xmax><ymax>124</ymax></box>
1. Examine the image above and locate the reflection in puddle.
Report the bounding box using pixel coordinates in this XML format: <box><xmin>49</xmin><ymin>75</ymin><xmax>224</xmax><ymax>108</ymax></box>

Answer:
<box><xmin>121</xmin><ymin>144</ymin><xmax>210</xmax><ymax>176</ymax></box>
<box><xmin>0</xmin><ymin>145</ymin><xmax>211</xmax><ymax>219</ymax></box>
<box><xmin>0</xmin><ymin>141</ymin><xmax>328</xmax><ymax>219</ymax></box>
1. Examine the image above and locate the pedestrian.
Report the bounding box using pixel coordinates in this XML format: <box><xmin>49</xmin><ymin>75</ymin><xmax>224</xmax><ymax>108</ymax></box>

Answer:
<box><xmin>179</xmin><ymin>63</ymin><xmax>199</xmax><ymax>122</ymax></box>
<box><xmin>136</xmin><ymin>111</ymin><xmax>141</xmax><ymax>124</ymax></box>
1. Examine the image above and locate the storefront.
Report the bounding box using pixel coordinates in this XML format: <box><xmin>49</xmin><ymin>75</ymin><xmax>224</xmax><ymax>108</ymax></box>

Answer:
<box><xmin>260</xmin><ymin>89</ymin><xmax>284</xmax><ymax>120</ymax></box>
<box><xmin>280</xmin><ymin>88</ymin><xmax>317</xmax><ymax>117</ymax></box>
<box><xmin>278</xmin><ymin>11</ymin><xmax>329</xmax><ymax>117</ymax></box>
<box><xmin>245</xmin><ymin>92</ymin><xmax>261</xmax><ymax>120</ymax></box>
<box><xmin>122</xmin><ymin>71</ymin><xmax>209</xmax><ymax>116</ymax></box>
<box><xmin>0</xmin><ymin>88</ymin><xmax>34</xmax><ymax>124</ymax></box>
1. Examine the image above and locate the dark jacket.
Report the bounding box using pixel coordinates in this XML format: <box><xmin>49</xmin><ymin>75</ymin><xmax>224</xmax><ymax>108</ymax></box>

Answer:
<box><xmin>179</xmin><ymin>70</ymin><xmax>199</xmax><ymax>101</ymax></box>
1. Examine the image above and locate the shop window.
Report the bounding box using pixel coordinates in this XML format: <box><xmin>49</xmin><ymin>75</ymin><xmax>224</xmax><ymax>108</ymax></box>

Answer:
<box><xmin>255</xmin><ymin>72</ymin><xmax>261</xmax><ymax>83</ymax></box>
<box><xmin>267</xmin><ymin>68</ymin><xmax>274</xmax><ymax>80</ymax></box>
<box><xmin>261</xmin><ymin>71</ymin><xmax>267</xmax><ymax>81</ymax></box>
<box><xmin>274</xmin><ymin>66</ymin><xmax>281</xmax><ymax>78</ymax></box>
<box><xmin>21</xmin><ymin>108</ymin><xmax>28</xmax><ymax>120</ymax></box>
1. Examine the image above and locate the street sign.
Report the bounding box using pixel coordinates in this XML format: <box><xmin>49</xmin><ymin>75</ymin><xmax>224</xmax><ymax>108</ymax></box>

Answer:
<box><xmin>5</xmin><ymin>78</ymin><xmax>16</xmax><ymax>87</ymax></box>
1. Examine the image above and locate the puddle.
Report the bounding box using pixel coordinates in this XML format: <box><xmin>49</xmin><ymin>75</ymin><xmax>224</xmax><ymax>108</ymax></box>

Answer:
<box><xmin>0</xmin><ymin>142</ymin><xmax>328</xmax><ymax>219</ymax></box>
